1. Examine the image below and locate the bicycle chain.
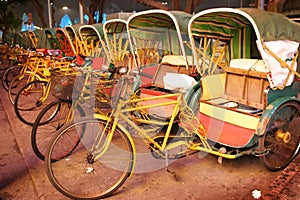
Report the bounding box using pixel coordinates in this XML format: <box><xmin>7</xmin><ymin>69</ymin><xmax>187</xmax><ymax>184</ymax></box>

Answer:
<box><xmin>261</xmin><ymin>157</ymin><xmax>300</xmax><ymax>200</ymax></box>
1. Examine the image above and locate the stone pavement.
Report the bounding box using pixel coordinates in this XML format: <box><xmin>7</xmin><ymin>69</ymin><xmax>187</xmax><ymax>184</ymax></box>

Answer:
<box><xmin>0</xmin><ymin>84</ymin><xmax>68</xmax><ymax>199</ymax></box>
<box><xmin>0</xmin><ymin>89</ymin><xmax>38</xmax><ymax>200</ymax></box>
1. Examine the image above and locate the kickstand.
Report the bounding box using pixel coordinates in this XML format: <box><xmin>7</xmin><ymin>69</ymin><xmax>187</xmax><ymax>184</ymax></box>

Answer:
<box><xmin>165</xmin><ymin>151</ymin><xmax>177</xmax><ymax>180</ymax></box>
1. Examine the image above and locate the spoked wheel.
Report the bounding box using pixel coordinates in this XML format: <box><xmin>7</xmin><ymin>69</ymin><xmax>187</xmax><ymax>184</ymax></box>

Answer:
<box><xmin>31</xmin><ymin>99</ymin><xmax>85</xmax><ymax>160</ymax></box>
<box><xmin>0</xmin><ymin>56</ymin><xmax>10</xmax><ymax>72</ymax></box>
<box><xmin>259</xmin><ymin>101</ymin><xmax>300</xmax><ymax>171</ymax></box>
<box><xmin>45</xmin><ymin>117</ymin><xmax>134</xmax><ymax>199</ymax></box>
<box><xmin>8</xmin><ymin>73</ymin><xmax>33</xmax><ymax>105</ymax></box>
<box><xmin>14</xmin><ymin>80</ymin><xmax>52</xmax><ymax>126</ymax></box>
<box><xmin>2</xmin><ymin>64</ymin><xmax>21</xmax><ymax>91</ymax></box>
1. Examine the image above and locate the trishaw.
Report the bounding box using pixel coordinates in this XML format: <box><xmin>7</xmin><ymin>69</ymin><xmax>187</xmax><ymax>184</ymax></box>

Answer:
<box><xmin>126</xmin><ymin>9</ymin><xmax>201</xmax><ymax>115</ymax></box>
<box><xmin>65</xmin><ymin>24</ymin><xmax>84</xmax><ymax>56</ymax></box>
<box><xmin>27</xmin><ymin>30</ymin><xmax>39</xmax><ymax>49</ymax></box>
<box><xmin>103</xmin><ymin>18</ymin><xmax>131</xmax><ymax>69</ymax></box>
<box><xmin>43</xmin><ymin>8</ymin><xmax>300</xmax><ymax>199</ymax></box>
<box><xmin>44</xmin><ymin>28</ymin><xmax>61</xmax><ymax>50</ymax></box>
<box><xmin>19</xmin><ymin>31</ymin><xmax>32</xmax><ymax>49</ymax></box>
<box><xmin>56</xmin><ymin>27</ymin><xmax>76</xmax><ymax>56</ymax></box>
<box><xmin>78</xmin><ymin>24</ymin><xmax>109</xmax><ymax>60</ymax></box>
<box><xmin>188</xmin><ymin>7</ymin><xmax>300</xmax><ymax>171</ymax></box>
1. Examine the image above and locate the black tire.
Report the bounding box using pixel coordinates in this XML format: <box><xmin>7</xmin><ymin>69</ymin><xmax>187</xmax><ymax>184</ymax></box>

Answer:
<box><xmin>45</xmin><ymin>117</ymin><xmax>134</xmax><ymax>199</ymax></box>
<box><xmin>8</xmin><ymin>73</ymin><xmax>33</xmax><ymax>105</ymax></box>
<box><xmin>259</xmin><ymin>101</ymin><xmax>300</xmax><ymax>171</ymax></box>
<box><xmin>31</xmin><ymin>99</ymin><xmax>85</xmax><ymax>160</ymax></box>
<box><xmin>2</xmin><ymin>64</ymin><xmax>21</xmax><ymax>91</ymax></box>
<box><xmin>0</xmin><ymin>56</ymin><xmax>11</xmax><ymax>71</ymax></box>
<box><xmin>14</xmin><ymin>80</ymin><xmax>53</xmax><ymax>126</ymax></box>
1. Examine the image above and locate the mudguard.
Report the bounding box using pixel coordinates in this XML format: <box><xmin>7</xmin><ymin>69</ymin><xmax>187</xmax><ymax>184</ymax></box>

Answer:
<box><xmin>255</xmin><ymin>96</ymin><xmax>300</xmax><ymax>136</ymax></box>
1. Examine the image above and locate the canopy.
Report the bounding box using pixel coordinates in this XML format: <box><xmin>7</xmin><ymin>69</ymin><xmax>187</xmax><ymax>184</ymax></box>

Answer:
<box><xmin>104</xmin><ymin>19</ymin><xmax>127</xmax><ymax>36</ymax></box>
<box><xmin>20</xmin><ymin>31</ymin><xmax>31</xmax><ymax>49</ymax></box>
<box><xmin>188</xmin><ymin>7</ymin><xmax>300</xmax><ymax>88</ymax></box>
<box><xmin>103</xmin><ymin>19</ymin><xmax>129</xmax><ymax>63</ymax></box>
<box><xmin>44</xmin><ymin>28</ymin><xmax>60</xmax><ymax>50</ymax></box>
<box><xmin>79</xmin><ymin>24</ymin><xmax>108</xmax><ymax>57</ymax></box>
<box><xmin>65</xmin><ymin>24</ymin><xmax>81</xmax><ymax>39</ymax></box>
<box><xmin>56</xmin><ymin>28</ymin><xmax>76</xmax><ymax>56</ymax></box>
<box><xmin>189</xmin><ymin>8</ymin><xmax>300</xmax><ymax>43</ymax></box>
<box><xmin>128</xmin><ymin>10</ymin><xmax>191</xmax><ymax>37</ymax></box>
<box><xmin>65</xmin><ymin>24</ymin><xmax>83</xmax><ymax>55</ymax></box>
<box><xmin>127</xmin><ymin>9</ymin><xmax>192</xmax><ymax>67</ymax></box>
<box><xmin>79</xmin><ymin>24</ymin><xmax>105</xmax><ymax>41</ymax></box>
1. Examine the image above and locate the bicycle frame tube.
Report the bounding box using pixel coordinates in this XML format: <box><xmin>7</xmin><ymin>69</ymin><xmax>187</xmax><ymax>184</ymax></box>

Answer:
<box><xmin>121</xmin><ymin>93</ymin><xmax>182</xmax><ymax>151</ymax></box>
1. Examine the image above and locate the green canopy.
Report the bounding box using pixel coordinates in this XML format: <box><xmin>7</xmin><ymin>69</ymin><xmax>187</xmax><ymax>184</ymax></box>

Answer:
<box><xmin>239</xmin><ymin>8</ymin><xmax>300</xmax><ymax>42</ymax></box>
<box><xmin>56</xmin><ymin>28</ymin><xmax>76</xmax><ymax>56</ymax></box>
<box><xmin>128</xmin><ymin>10</ymin><xmax>191</xmax><ymax>37</ymax></box>
<box><xmin>65</xmin><ymin>24</ymin><xmax>81</xmax><ymax>40</ymax></box>
<box><xmin>103</xmin><ymin>19</ymin><xmax>129</xmax><ymax>62</ymax></box>
<box><xmin>65</xmin><ymin>26</ymin><xmax>76</xmax><ymax>40</ymax></box>
<box><xmin>79</xmin><ymin>24</ymin><xmax>109</xmax><ymax>58</ymax></box>
<box><xmin>79</xmin><ymin>24</ymin><xmax>105</xmax><ymax>43</ymax></box>
<box><xmin>44</xmin><ymin>28</ymin><xmax>60</xmax><ymax>49</ymax></box>
<box><xmin>104</xmin><ymin>19</ymin><xmax>127</xmax><ymax>35</ymax></box>
<box><xmin>127</xmin><ymin>9</ymin><xmax>192</xmax><ymax>62</ymax></box>
<box><xmin>190</xmin><ymin>8</ymin><xmax>300</xmax><ymax>43</ymax></box>
<box><xmin>189</xmin><ymin>8</ymin><xmax>300</xmax><ymax>59</ymax></box>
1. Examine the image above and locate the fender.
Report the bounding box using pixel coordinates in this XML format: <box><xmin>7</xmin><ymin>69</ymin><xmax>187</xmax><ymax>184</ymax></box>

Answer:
<box><xmin>187</xmin><ymin>84</ymin><xmax>201</xmax><ymax>114</ymax></box>
<box><xmin>255</xmin><ymin>96</ymin><xmax>300</xmax><ymax>136</ymax></box>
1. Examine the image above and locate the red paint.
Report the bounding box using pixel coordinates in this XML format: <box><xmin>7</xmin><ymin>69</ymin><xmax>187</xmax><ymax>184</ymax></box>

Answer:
<box><xmin>198</xmin><ymin>112</ymin><xmax>255</xmax><ymax>148</ymax></box>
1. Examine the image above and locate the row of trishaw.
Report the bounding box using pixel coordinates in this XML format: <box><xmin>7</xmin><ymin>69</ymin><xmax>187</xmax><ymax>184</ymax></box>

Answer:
<box><xmin>1</xmin><ymin>7</ymin><xmax>300</xmax><ymax>199</ymax></box>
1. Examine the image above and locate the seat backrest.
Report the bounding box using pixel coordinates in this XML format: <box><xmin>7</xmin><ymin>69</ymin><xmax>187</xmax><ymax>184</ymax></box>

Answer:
<box><xmin>224</xmin><ymin>59</ymin><xmax>269</xmax><ymax>109</ymax></box>
<box><xmin>152</xmin><ymin>64</ymin><xmax>182</xmax><ymax>87</ymax></box>
<box><xmin>200</xmin><ymin>73</ymin><xmax>225</xmax><ymax>101</ymax></box>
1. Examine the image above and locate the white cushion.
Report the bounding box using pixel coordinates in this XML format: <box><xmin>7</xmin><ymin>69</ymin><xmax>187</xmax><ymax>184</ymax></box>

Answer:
<box><xmin>163</xmin><ymin>73</ymin><xmax>197</xmax><ymax>93</ymax></box>
<box><xmin>229</xmin><ymin>59</ymin><xmax>267</xmax><ymax>72</ymax></box>
<box><xmin>161</xmin><ymin>55</ymin><xmax>193</xmax><ymax>66</ymax></box>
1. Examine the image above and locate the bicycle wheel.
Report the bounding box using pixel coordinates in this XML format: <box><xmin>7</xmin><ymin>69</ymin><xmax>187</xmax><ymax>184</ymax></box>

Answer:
<box><xmin>2</xmin><ymin>64</ymin><xmax>21</xmax><ymax>91</ymax></box>
<box><xmin>14</xmin><ymin>80</ymin><xmax>52</xmax><ymax>126</ymax></box>
<box><xmin>258</xmin><ymin>101</ymin><xmax>300</xmax><ymax>171</ymax></box>
<box><xmin>45</xmin><ymin>117</ymin><xmax>134</xmax><ymax>199</ymax></box>
<box><xmin>0</xmin><ymin>56</ymin><xmax>10</xmax><ymax>71</ymax></box>
<box><xmin>31</xmin><ymin>99</ymin><xmax>85</xmax><ymax>160</ymax></box>
<box><xmin>8</xmin><ymin>73</ymin><xmax>33</xmax><ymax>105</ymax></box>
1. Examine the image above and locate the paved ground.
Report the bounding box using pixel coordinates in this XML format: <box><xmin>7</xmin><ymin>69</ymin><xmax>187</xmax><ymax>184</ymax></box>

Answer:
<box><xmin>0</xmin><ymin>82</ymin><xmax>299</xmax><ymax>200</ymax></box>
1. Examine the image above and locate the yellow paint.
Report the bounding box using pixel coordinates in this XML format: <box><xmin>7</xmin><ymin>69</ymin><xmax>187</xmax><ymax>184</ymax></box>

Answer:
<box><xmin>200</xmin><ymin>102</ymin><xmax>259</xmax><ymax>130</ymax></box>
<box><xmin>201</xmin><ymin>73</ymin><xmax>226</xmax><ymax>100</ymax></box>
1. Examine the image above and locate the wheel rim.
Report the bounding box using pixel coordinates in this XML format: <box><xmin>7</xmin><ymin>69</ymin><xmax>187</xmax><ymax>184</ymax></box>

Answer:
<box><xmin>45</xmin><ymin>118</ymin><xmax>134</xmax><ymax>199</ymax></box>
<box><xmin>259</xmin><ymin>101</ymin><xmax>300</xmax><ymax>171</ymax></box>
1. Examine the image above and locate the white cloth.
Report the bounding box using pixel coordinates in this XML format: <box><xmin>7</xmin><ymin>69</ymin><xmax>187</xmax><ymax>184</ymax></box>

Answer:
<box><xmin>256</xmin><ymin>40</ymin><xmax>299</xmax><ymax>88</ymax></box>
<box><xmin>163</xmin><ymin>73</ymin><xmax>197</xmax><ymax>93</ymax></box>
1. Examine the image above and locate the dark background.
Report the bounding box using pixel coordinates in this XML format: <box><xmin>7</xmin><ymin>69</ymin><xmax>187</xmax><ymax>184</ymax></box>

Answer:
<box><xmin>16</xmin><ymin>0</ymin><xmax>256</xmax><ymax>27</ymax></box>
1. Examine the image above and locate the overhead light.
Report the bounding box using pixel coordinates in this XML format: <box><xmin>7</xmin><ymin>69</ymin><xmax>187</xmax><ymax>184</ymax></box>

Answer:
<box><xmin>62</xmin><ymin>6</ymin><xmax>69</xmax><ymax>10</ymax></box>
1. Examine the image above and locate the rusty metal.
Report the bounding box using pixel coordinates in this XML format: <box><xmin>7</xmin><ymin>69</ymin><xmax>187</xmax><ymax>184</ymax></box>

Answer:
<box><xmin>261</xmin><ymin>157</ymin><xmax>300</xmax><ymax>199</ymax></box>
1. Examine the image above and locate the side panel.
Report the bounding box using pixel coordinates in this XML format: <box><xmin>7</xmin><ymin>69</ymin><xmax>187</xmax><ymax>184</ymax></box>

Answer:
<box><xmin>198</xmin><ymin>102</ymin><xmax>260</xmax><ymax>148</ymax></box>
